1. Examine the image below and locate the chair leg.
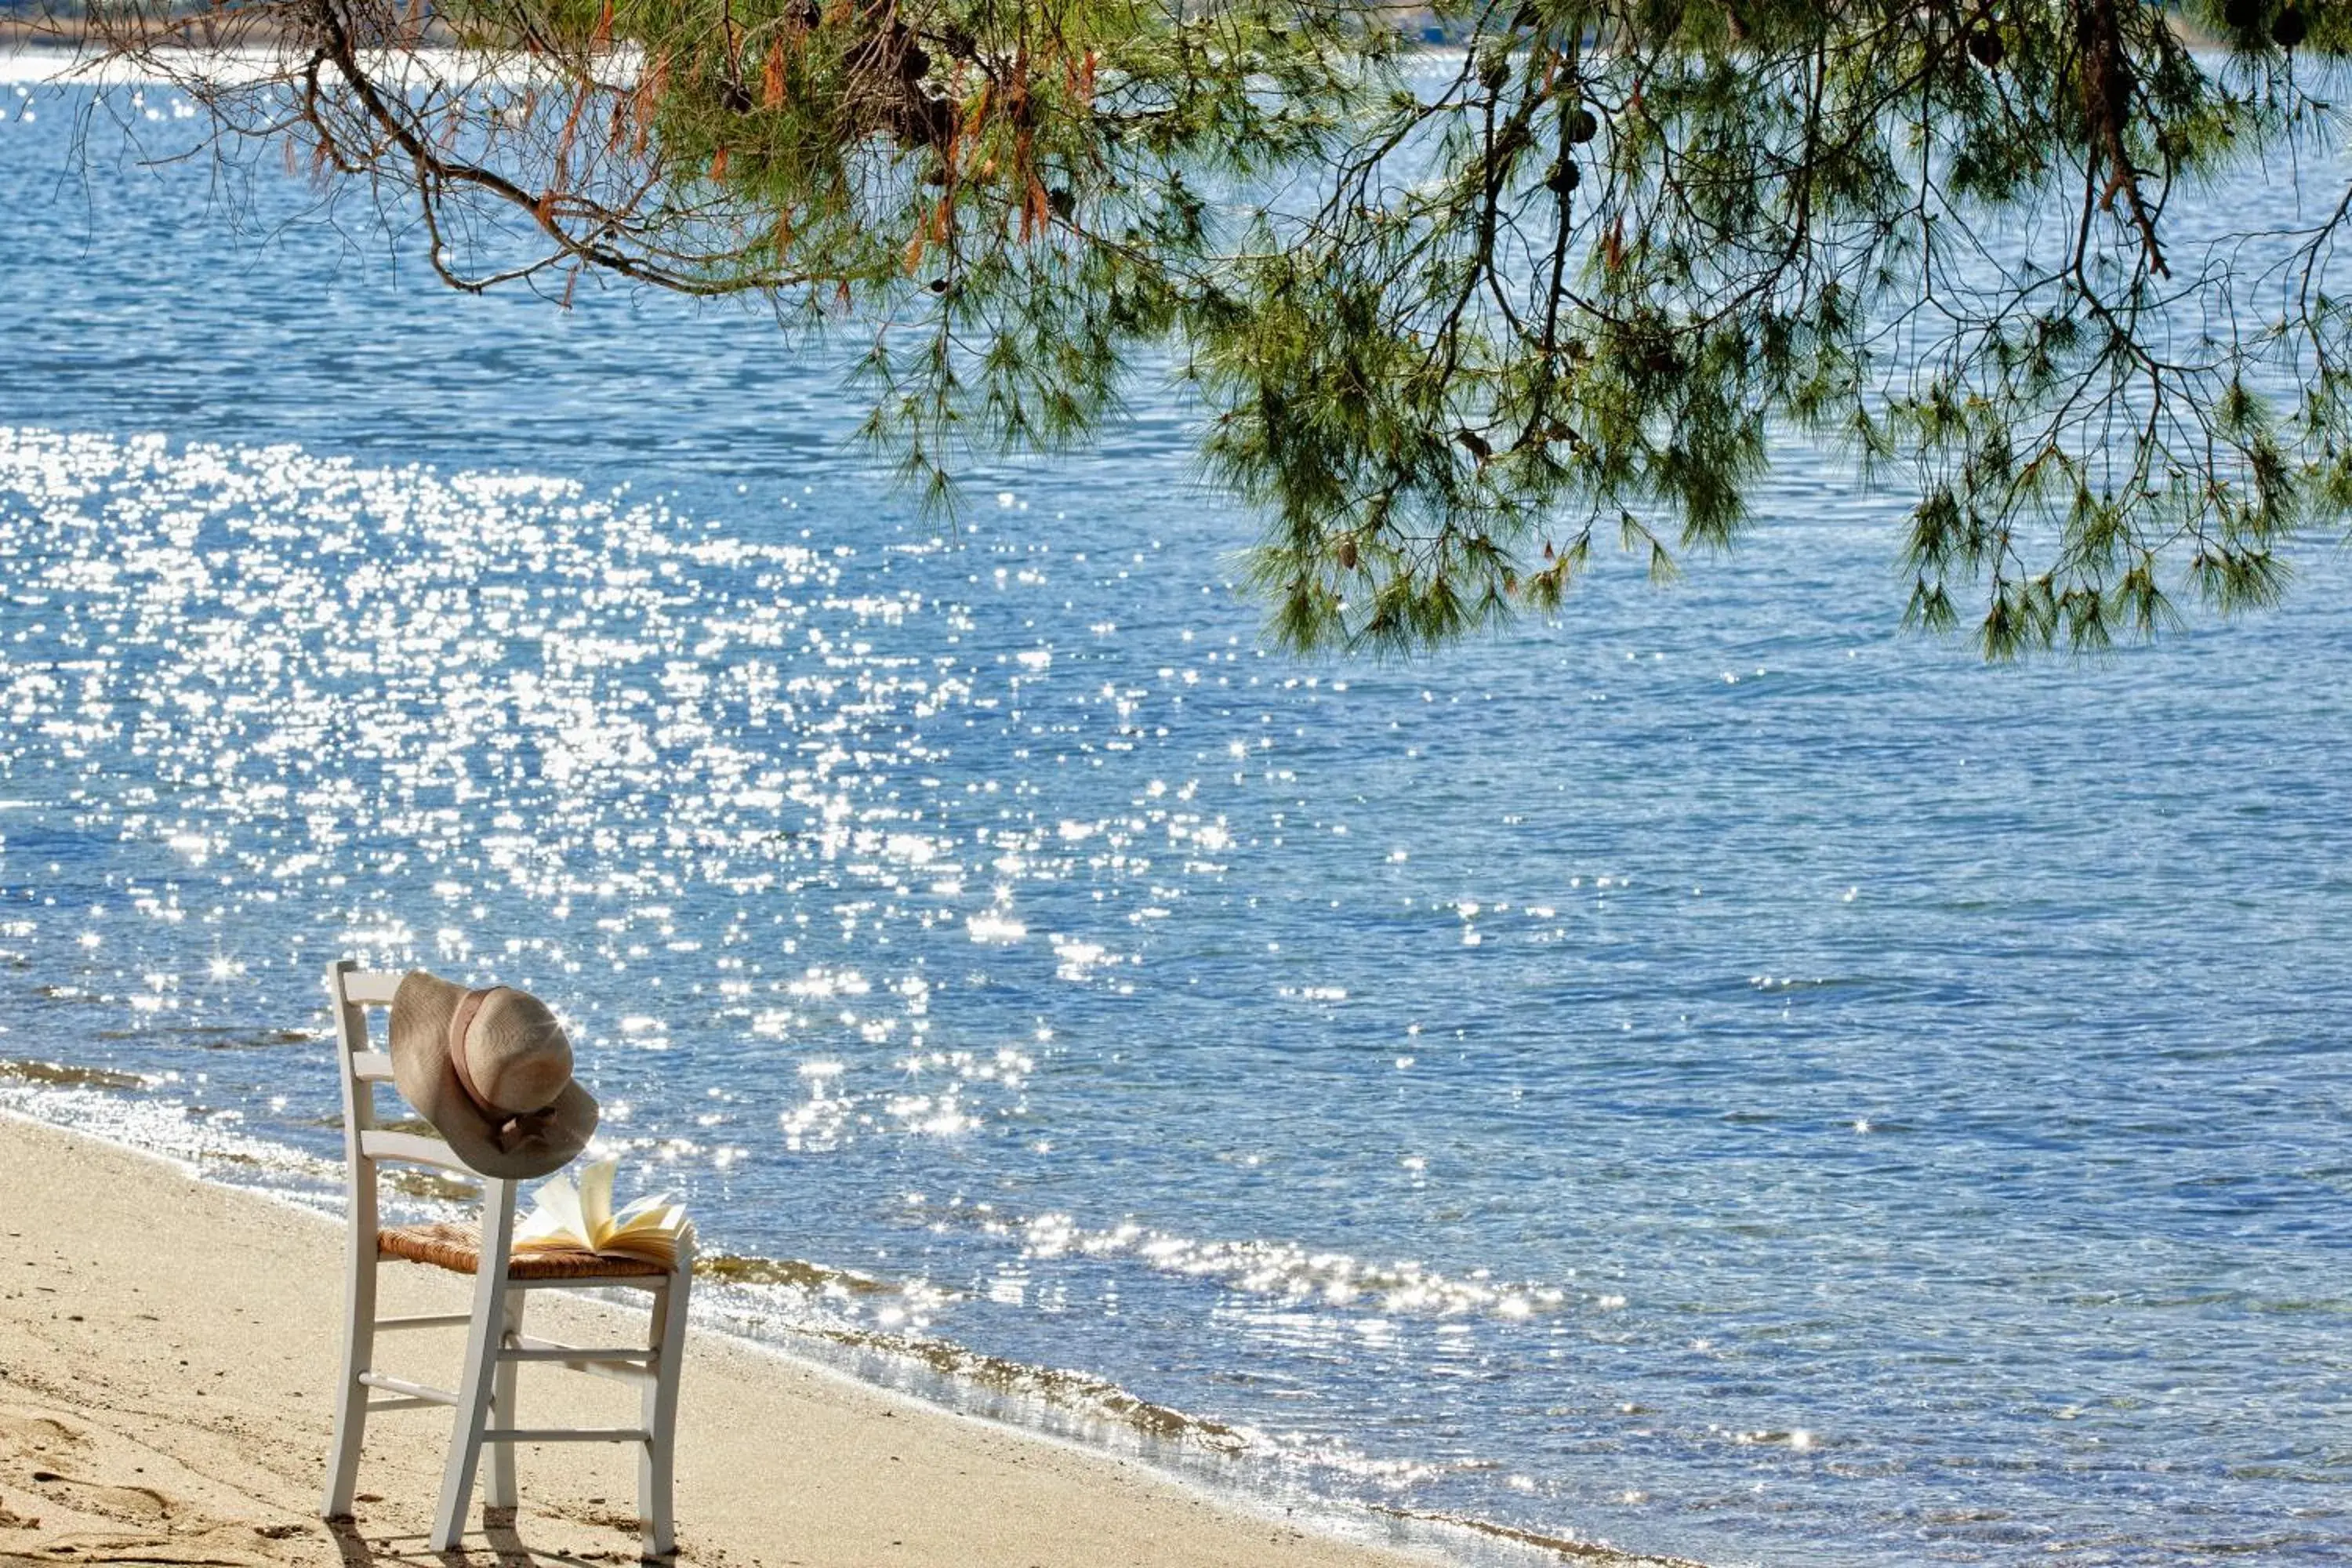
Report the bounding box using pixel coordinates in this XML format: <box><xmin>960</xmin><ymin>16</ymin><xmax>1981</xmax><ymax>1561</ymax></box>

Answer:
<box><xmin>485</xmin><ymin>1288</ymin><xmax>524</xmax><ymax>1510</ymax></box>
<box><xmin>638</xmin><ymin>1257</ymin><xmax>690</xmax><ymax>1559</ymax></box>
<box><xmin>321</xmin><ymin>1224</ymin><xmax>377</xmax><ymax>1519</ymax></box>
<box><xmin>433</xmin><ymin>1182</ymin><xmax>517</xmax><ymax>1553</ymax></box>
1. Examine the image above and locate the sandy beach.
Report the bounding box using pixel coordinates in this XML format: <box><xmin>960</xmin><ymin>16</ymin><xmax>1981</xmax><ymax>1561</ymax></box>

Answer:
<box><xmin>0</xmin><ymin>1114</ymin><xmax>1708</xmax><ymax>1568</ymax></box>
<box><xmin>0</xmin><ymin>1115</ymin><xmax>1485</xmax><ymax>1568</ymax></box>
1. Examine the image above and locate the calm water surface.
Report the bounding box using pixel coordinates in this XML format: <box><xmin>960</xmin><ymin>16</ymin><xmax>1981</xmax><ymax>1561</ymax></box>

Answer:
<box><xmin>2</xmin><ymin>70</ymin><xmax>2348</xmax><ymax>1568</ymax></box>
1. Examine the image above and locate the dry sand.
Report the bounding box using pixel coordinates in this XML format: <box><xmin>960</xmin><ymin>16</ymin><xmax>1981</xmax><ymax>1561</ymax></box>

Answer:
<box><xmin>0</xmin><ymin>1114</ymin><xmax>1712</xmax><ymax>1568</ymax></box>
<box><xmin>0</xmin><ymin>1114</ymin><xmax>1481</xmax><ymax>1568</ymax></box>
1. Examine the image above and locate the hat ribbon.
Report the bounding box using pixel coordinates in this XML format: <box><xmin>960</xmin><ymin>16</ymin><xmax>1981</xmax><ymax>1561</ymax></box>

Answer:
<box><xmin>448</xmin><ymin>986</ymin><xmax>565</xmax><ymax>1152</ymax></box>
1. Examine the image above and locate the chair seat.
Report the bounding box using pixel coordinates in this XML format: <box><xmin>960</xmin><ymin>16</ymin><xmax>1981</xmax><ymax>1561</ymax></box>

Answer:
<box><xmin>379</xmin><ymin>1221</ymin><xmax>670</xmax><ymax>1279</ymax></box>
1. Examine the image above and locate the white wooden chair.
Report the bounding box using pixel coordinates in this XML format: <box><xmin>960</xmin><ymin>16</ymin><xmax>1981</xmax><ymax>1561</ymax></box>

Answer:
<box><xmin>318</xmin><ymin>960</ymin><xmax>692</xmax><ymax>1558</ymax></box>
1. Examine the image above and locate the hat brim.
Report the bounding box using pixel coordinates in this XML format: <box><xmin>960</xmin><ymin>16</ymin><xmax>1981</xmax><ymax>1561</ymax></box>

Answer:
<box><xmin>388</xmin><ymin>971</ymin><xmax>597</xmax><ymax>1181</ymax></box>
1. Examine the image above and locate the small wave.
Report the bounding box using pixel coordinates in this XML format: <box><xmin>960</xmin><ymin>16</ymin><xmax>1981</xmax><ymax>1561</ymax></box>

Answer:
<box><xmin>0</xmin><ymin>1056</ymin><xmax>146</xmax><ymax>1091</ymax></box>
<box><xmin>384</xmin><ymin>1165</ymin><xmax>480</xmax><ymax>1203</ymax></box>
<box><xmin>1016</xmin><ymin>1210</ymin><xmax>1580</xmax><ymax>1321</ymax></box>
<box><xmin>696</xmin><ymin>1251</ymin><xmax>895</xmax><ymax>1295</ymax></box>
<box><xmin>808</xmin><ymin>1325</ymin><xmax>1250</xmax><ymax>1452</ymax></box>
<box><xmin>1372</xmin><ymin>1505</ymin><xmax>1709</xmax><ymax>1568</ymax></box>
<box><xmin>93</xmin><ymin>1025</ymin><xmax>318</xmax><ymax>1049</ymax></box>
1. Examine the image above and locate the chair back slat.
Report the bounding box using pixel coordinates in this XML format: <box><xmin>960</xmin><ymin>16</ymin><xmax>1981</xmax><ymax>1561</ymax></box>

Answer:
<box><xmin>361</xmin><ymin>1129</ymin><xmax>478</xmax><ymax>1174</ymax></box>
<box><xmin>340</xmin><ymin>970</ymin><xmax>404</xmax><ymax>1006</ymax></box>
<box><xmin>350</xmin><ymin>1050</ymin><xmax>397</xmax><ymax>1083</ymax></box>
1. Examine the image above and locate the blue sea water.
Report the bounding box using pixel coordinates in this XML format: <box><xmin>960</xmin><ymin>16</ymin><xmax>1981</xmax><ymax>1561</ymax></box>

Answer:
<box><xmin>2</xmin><ymin>69</ymin><xmax>2349</xmax><ymax>1568</ymax></box>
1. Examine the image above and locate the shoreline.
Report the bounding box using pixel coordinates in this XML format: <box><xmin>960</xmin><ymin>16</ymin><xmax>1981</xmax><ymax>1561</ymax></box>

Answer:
<box><xmin>0</xmin><ymin>1107</ymin><xmax>1700</xmax><ymax>1568</ymax></box>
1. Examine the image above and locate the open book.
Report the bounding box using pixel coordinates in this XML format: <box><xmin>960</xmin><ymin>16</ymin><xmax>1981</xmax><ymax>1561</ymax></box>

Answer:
<box><xmin>514</xmin><ymin>1157</ymin><xmax>691</xmax><ymax>1269</ymax></box>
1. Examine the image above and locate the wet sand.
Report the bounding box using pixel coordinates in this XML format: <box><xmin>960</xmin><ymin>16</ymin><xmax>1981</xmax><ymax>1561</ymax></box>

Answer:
<box><xmin>0</xmin><ymin>1113</ymin><xmax>1474</xmax><ymax>1568</ymax></box>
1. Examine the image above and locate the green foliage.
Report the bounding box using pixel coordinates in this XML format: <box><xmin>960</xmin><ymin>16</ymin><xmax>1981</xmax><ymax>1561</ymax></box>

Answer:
<box><xmin>80</xmin><ymin>0</ymin><xmax>2352</xmax><ymax>655</ymax></box>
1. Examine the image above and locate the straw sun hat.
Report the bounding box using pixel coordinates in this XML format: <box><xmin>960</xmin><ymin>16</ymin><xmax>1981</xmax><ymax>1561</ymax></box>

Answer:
<box><xmin>388</xmin><ymin>971</ymin><xmax>597</xmax><ymax>1179</ymax></box>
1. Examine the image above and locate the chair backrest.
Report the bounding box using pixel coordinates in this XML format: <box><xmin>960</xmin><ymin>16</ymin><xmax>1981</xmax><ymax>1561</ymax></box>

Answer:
<box><xmin>326</xmin><ymin>960</ymin><xmax>509</xmax><ymax>1236</ymax></box>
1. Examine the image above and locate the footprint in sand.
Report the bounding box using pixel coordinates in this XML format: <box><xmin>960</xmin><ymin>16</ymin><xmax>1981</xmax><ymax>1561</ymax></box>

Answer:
<box><xmin>22</xmin><ymin>1468</ymin><xmax>175</xmax><ymax>1527</ymax></box>
<box><xmin>0</xmin><ymin>1412</ymin><xmax>85</xmax><ymax>1457</ymax></box>
<box><xmin>1</xmin><ymin>1410</ymin><xmax>172</xmax><ymax>1530</ymax></box>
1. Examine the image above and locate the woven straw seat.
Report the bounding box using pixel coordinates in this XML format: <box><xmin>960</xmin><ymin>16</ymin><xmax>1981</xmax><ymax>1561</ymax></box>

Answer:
<box><xmin>379</xmin><ymin>1221</ymin><xmax>669</xmax><ymax>1280</ymax></box>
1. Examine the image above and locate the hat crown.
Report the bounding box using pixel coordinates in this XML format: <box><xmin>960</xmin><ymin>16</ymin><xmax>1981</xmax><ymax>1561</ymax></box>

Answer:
<box><xmin>388</xmin><ymin>969</ymin><xmax>597</xmax><ymax>1181</ymax></box>
<box><xmin>463</xmin><ymin>989</ymin><xmax>573</xmax><ymax>1114</ymax></box>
